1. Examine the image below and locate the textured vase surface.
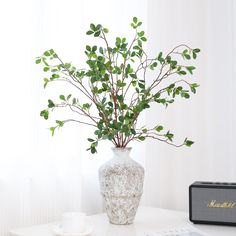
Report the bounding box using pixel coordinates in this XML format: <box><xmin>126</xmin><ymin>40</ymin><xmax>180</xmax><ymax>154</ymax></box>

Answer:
<box><xmin>99</xmin><ymin>147</ymin><xmax>144</xmax><ymax>225</ymax></box>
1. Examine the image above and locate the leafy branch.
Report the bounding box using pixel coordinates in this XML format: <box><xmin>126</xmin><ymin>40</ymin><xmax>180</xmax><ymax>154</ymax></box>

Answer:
<box><xmin>36</xmin><ymin>17</ymin><xmax>200</xmax><ymax>153</ymax></box>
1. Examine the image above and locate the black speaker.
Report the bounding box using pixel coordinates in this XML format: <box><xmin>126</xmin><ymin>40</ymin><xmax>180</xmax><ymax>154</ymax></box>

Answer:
<box><xmin>189</xmin><ymin>181</ymin><xmax>236</xmax><ymax>226</ymax></box>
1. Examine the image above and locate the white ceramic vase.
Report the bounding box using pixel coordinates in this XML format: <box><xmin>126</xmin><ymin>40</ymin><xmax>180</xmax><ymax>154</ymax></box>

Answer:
<box><xmin>98</xmin><ymin>147</ymin><xmax>144</xmax><ymax>225</ymax></box>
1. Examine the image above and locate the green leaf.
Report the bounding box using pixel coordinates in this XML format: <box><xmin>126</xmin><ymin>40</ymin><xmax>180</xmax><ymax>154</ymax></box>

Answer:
<box><xmin>95</xmin><ymin>24</ymin><xmax>102</xmax><ymax>31</ymax></box>
<box><xmin>86</xmin><ymin>30</ymin><xmax>94</xmax><ymax>35</ymax></box>
<box><xmin>138</xmin><ymin>82</ymin><xmax>145</xmax><ymax>89</ymax></box>
<box><xmin>117</xmin><ymin>80</ymin><xmax>126</xmax><ymax>87</ymax></box>
<box><xmin>49</xmin><ymin>49</ymin><xmax>54</xmax><ymax>54</ymax></box>
<box><xmin>91</xmin><ymin>147</ymin><xmax>97</xmax><ymax>154</ymax></box>
<box><xmin>140</xmin><ymin>37</ymin><xmax>147</xmax><ymax>42</ymax></box>
<box><xmin>165</xmin><ymin>131</ymin><xmax>174</xmax><ymax>141</ymax></box>
<box><xmin>150</xmin><ymin>61</ymin><xmax>158</xmax><ymax>70</ymax></box>
<box><xmin>191</xmin><ymin>87</ymin><xmax>196</xmax><ymax>93</ymax></box>
<box><xmin>51</xmin><ymin>73</ymin><xmax>60</xmax><ymax>80</ymax></box>
<box><xmin>131</xmin><ymin>129</ymin><xmax>136</xmax><ymax>135</ymax></box>
<box><xmin>103</xmin><ymin>28</ymin><xmax>109</xmax><ymax>33</ymax></box>
<box><xmin>157</xmin><ymin>52</ymin><xmax>164</xmax><ymax>63</ymax></box>
<box><xmin>170</xmin><ymin>60</ymin><xmax>177</xmax><ymax>69</ymax></box>
<box><xmin>152</xmin><ymin>62</ymin><xmax>158</xmax><ymax>67</ymax></box>
<box><xmin>183</xmin><ymin>49</ymin><xmax>188</xmax><ymax>54</ymax></box>
<box><xmin>186</xmin><ymin>66</ymin><xmax>196</xmax><ymax>74</ymax></box>
<box><xmin>118</xmin><ymin>116</ymin><xmax>124</xmax><ymax>122</ymax></box>
<box><xmin>193</xmin><ymin>48</ymin><xmax>200</xmax><ymax>53</ymax></box>
<box><xmin>137</xmin><ymin>22</ymin><xmax>142</xmax><ymax>27</ymax></box>
<box><xmin>138</xmin><ymin>39</ymin><xmax>142</xmax><ymax>47</ymax></box>
<box><xmin>83</xmin><ymin>103</ymin><xmax>90</xmax><ymax>109</ymax></box>
<box><xmin>67</xmin><ymin>94</ymin><xmax>72</xmax><ymax>100</ymax></box>
<box><xmin>178</xmin><ymin>70</ymin><xmax>187</xmax><ymax>75</ymax></box>
<box><xmin>42</xmin><ymin>58</ymin><xmax>49</xmax><ymax>66</ymax></box>
<box><xmin>184</xmin><ymin>93</ymin><xmax>190</xmax><ymax>99</ymax></box>
<box><xmin>43</xmin><ymin>78</ymin><xmax>49</xmax><ymax>88</ymax></box>
<box><xmin>59</xmin><ymin>95</ymin><xmax>65</xmax><ymax>101</ymax></box>
<box><xmin>99</xmin><ymin>47</ymin><xmax>104</xmax><ymax>54</ymax></box>
<box><xmin>72</xmin><ymin>98</ymin><xmax>77</xmax><ymax>105</ymax></box>
<box><xmin>138</xmin><ymin>136</ymin><xmax>146</xmax><ymax>141</ymax></box>
<box><xmin>64</xmin><ymin>63</ymin><xmax>71</xmax><ymax>69</ymax></box>
<box><xmin>142</xmin><ymin>128</ymin><xmax>148</xmax><ymax>133</ymax></box>
<box><xmin>190</xmin><ymin>83</ymin><xmax>199</xmax><ymax>94</ymax></box>
<box><xmin>40</xmin><ymin>110</ymin><xmax>49</xmax><ymax>120</ymax></box>
<box><xmin>88</xmin><ymin>138</ymin><xmax>95</xmax><ymax>142</ymax></box>
<box><xmin>133</xmin><ymin>17</ymin><xmax>138</xmax><ymax>23</ymax></box>
<box><xmin>117</xmin><ymin>94</ymin><xmax>124</xmax><ymax>102</ymax></box>
<box><xmin>94</xmin><ymin>31</ymin><xmax>101</xmax><ymax>37</ymax></box>
<box><xmin>130</xmin><ymin>73</ymin><xmax>137</xmax><ymax>79</ymax></box>
<box><xmin>43</xmin><ymin>67</ymin><xmax>50</xmax><ymax>72</ymax></box>
<box><xmin>116</xmin><ymin>37</ymin><xmax>121</xmax><ymax>44</ymax></box>
<box><xmin>50</xmin><ymin>127</ymin><xmax>55</xmax><ymax>136</ymax></box>
<box><xmin>185</xmin><ymin>139</ymin><xmax>194</xmax><ymax>147</ymax></box>
<box><xmin>86</xmin><ymin>45</ymin><xmax>91</xmax><ymax>51</ymax></box>
<box><xmin>176</xmin><ymin>86</ymin><xmax>183</xmax><ymax>91</ymax></box>
<box><xmin>35</xmin><ymin>58</ymin><xmax>41</xmax><ymax>64</ymax></box>
<box><xmin>90</xmin><ymin>23</ymin><xmax>96</xmax><ymax>31</ymax></box>
<box><xmin>182</xmin><ymin>49</ymin><xmax>191</xmax><ymax>60</ymax></box>
<box><xmin>108</xmin><ymin>101</ymin><xmax>113</xmax><ymax>107</ymax></box>
<box><xmin>92</xmin><ymin>46</ymin><xmax>97</xmax><ymax>52</ymax></box>
<box><xmin>167</xmin><ymin>99</ymin><xmax>174</xmax><ymax>104</ymax></box>
<box><xmin>131</xmin><ymin>80</ymin><xmax>137</xmax><ymax>87</ymax></box>
<box><xmin>180</xmin><ymin>90</ymin><xmax>190</xmax><ymax>99</ymax></box>
<box><xmin>184</xmin><ymin>54</ymin><xmax>191</xmax><ymax>60</ymax></box>
<box><xmin>155</xmin><ymin>125</ymin><xmax>163</xmax><ymax>132</ymax></box>
<box><xmin>139</xmin><ymin>31</ymin><xmax>145</xmax><ymax>37</ymax></box>
<box><xmin>154</xmin><ymin>92</ymin><xmax>161</xmax><ymax>99</ymax></box>
<box><xmin>101</xmin><ymin>97</ymin><xmax>106</xmax><ymax>104</ymax></box>
<box><xmin>44</xmin><ymin>51</ymin><xmax>50</xmax><ymax>57</ymax></box>
<box><xmin>56</xmin><ymin>120</ymin><xmax>64</xmax><ymax>127</ymax></box>
<box><xmin>48</xmin><ymin>99</ymin><xmax>55</xmax><ymax>108</ymax></box>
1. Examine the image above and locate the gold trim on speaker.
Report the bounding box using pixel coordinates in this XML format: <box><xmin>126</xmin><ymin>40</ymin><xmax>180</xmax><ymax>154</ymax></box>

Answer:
<box><xmin>207</xmin><ymin>200</ymin><xmax>236</xmax><ymax>209</ymax></box>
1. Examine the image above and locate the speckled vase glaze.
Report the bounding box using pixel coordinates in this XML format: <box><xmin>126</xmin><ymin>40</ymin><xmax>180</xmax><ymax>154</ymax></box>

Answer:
<box><xmin>99</xmin><ymin>147</ymin><xmax>144</xmax><ymax>225</ymax></box>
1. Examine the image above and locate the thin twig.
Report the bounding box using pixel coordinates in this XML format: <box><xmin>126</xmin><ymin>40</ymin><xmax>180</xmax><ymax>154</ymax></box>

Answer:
<box><xmin>63</xmin><ymin>119</ymin><xmax>97</xmax><ymax>127</ymax></box>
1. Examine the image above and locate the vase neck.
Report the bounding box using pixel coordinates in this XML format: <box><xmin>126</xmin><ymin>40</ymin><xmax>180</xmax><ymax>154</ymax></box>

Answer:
<box><xmin>112</xmin><ymin>147</ymin><xmax>132</xmax><ymax>160</ymax></box>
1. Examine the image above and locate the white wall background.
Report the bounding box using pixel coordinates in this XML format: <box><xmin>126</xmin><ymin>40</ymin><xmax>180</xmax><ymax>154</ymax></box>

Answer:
<box><xmin>0</xmin><ymin>0</ymin><xmax>146</xmax><ymax>235</ymax></box>
<box><xmin>145</xmin><ymin>0</ymin><xmax>236</xmax><ymax>211</ymax></box>
<box><xmin>0</xmin><ymin>0</ymin><xmax>236</xmax><ymax>235</ymax></box>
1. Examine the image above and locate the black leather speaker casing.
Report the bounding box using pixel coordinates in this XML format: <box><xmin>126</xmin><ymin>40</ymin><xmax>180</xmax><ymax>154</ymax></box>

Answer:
<box><xmin>189</xmin><ymin>181</ymin><xmax>236</xmax><ymax>226</ymax></box>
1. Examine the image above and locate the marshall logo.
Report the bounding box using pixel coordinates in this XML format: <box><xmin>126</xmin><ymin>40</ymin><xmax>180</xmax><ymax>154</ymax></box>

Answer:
<box><xmin>190</xmin><ymin>182</ymin><xmax>236</xmax><ymax>225</ymax></box>
<box><xmin>207</xmin><ymin>200</ymin><xmax>236</xmax><ymax>209</ymax></box>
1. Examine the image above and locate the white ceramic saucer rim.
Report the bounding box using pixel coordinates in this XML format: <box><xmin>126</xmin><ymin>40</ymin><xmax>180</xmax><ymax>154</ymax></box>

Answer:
<box><xmin>53</xmin><ymin>225</ymin><xmax>93</xmax><ymax>236</ymax></box>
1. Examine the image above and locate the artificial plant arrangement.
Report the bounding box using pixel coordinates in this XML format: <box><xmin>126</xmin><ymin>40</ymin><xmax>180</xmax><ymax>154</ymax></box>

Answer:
<box><xmin>36</xmin><ymin>17</ymin><xmax>200</xmax><ymax>154</ymax></box>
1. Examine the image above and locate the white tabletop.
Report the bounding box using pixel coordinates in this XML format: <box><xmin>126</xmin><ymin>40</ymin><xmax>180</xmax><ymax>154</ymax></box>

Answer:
<box><xmin>10</xmin><ymin>206</ymin><xmax>236</xmax><ymax>236</ymax></box>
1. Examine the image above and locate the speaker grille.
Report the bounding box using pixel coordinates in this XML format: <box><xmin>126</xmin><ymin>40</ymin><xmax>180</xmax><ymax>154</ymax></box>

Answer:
<box><xmin>189</xmin><ymin>182</ymin><xmax>236</xmax><ymax>225</ymax></box>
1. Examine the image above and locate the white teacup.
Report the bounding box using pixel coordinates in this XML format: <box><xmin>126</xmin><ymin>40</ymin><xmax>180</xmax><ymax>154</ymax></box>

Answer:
<box><xmin>61</xmin><ymin>212</ymin><xmax>86</xmax><ymax>233</ymax></box>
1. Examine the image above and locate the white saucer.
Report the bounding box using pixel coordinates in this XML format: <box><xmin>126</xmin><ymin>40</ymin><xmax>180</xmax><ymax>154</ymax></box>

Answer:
<box><xmin>52</xmin><ymin>225</ymin><xmax>93</xmax><ymax>236</ymax></box>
